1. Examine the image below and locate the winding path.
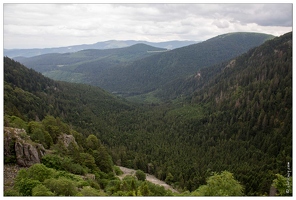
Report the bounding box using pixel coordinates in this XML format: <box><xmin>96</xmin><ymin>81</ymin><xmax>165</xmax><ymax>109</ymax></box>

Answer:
<box><xmin>117</xmin><ymin>166</ymin><xmax>179</xmax><ymax>193</ymax></box>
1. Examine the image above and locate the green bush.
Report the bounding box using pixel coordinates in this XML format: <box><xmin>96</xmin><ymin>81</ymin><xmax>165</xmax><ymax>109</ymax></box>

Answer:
<box><xmin>78</xmin><ymin>153</ymin><xmax>97</xmax><ymax>171</ymax></box>
<box><xmin>15</xmin><ymin>178</ymin><xmax>41</xmax><ymax>196</ymax></box>
<box><xmin>135</xmin><ymin>170</ymin><xmax>146</xmax><ymax>181</ymax></box>
<box><xmin>41</xmin><ymin>154</ymin><xmax>62</xmax><ymax>170</ymax></box>
<box><xmin>58</xmin><ymin>156</ymin><xmax>87</xmax><ymax>175</ymax></box>
<box><xmin>98</xmin><ymin>179</ymin><xmax>109</xmax><ymax>189</ymax></box>
<box><xmin>93</xmin><ymin>147</ymin><xmax>113</xmax><ymax>173</ymax></box>
<box><xmin>86</xmin><ymin>134</ymin><xmax>101</xmax><ymax>151</ymax></box>
<box><xmin>7</xmin><ymin>115</ymin><xmax>27</xmax><ymax>130</ymax></box>
<box><xmin>88</xmin><ymin>179</ymin><xmax>101</xmax><ymax>190</ymax></box>
<box><xmin>32</xmin><ymin>184</ymin><xmax>54</xmax><ymax>196</ymax></box>
<box><xmin>80</xmin><ymin>186</ymin><xmax>102</xmax><ymax>196</ymax></box>
<box><xmin>26</xmin><ymin>163</ymin><xmax>54</xmax><ymax>182</ymax></box>
<box><xmin>272</xmin><ymin>173</ymin><xmax>292</xmax><ymax>196</ymax></box>
<box><xmin>4</xmin><ymin>189</ymin><xmax>20</xmax><ymax>196</ymax></box>
<box><xmin>27</xmin><ymin>121</ymin><xmax>53</xmax><ymax>149</ymax></box>
<box><xmin>44</xmin><ymin>177</ymin><xmax>78</xmax><ymax>196</ymax></box>
<box><xmin>192</xmin><ymin>171</ymin><xmax>244</xmax><ymax>196</ymax></box>
<box><xmin>114</xmin><ymin>166</ymin><xmax>123</xmax><ymax>175</ymax></box>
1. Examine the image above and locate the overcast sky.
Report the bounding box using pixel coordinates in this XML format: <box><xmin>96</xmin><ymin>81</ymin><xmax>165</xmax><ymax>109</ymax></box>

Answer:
<box><xmin>3</xmin><ymin>3</ymin><xmax>293</xmax><ymax>49</ymax></box>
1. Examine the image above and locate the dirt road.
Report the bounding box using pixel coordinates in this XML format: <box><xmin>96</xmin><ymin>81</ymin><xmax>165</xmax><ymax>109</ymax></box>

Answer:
<box><xmin>117</xmin><ymin>166</ymin><xmax>179</xmax><ymax>193</ymax></box>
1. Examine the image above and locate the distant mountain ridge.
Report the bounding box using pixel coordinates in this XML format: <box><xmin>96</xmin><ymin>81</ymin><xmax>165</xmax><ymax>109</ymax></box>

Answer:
<box><xmin>94</xmin><ymin>32</ymin><xmax>275</xmax><ymax>96</ymax></box>
<box><xmin>12</xmin><ymin>32</ymin><xmax>275</xmax><ymax>100</ymax></box>
<box><xmin>13</xmin><ymin>43</ymin><xmax>166</xmax><ymax>84</ymax></box>
<box><xmin>4</xmin><ymin>40</ymin><xmax>198</xmax><ymax>58</ymax></box>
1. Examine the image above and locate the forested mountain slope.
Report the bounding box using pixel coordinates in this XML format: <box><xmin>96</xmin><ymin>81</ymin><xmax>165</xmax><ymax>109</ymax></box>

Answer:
<box><xmin>93</xmin><ymin>32</ymin><xmax>274</xmax><ymax>95</ymax></box>
<box><xmin>14</xmin><ymin>44</ymin><xmax>166</xmax><ymax>83</ymax></box>
<box><xmin>97</xmin><ymin>32</ymin><xmax>292</xmax><ymax>195</ymax></box>
<box><xmin>4</xmin><ymin>57</ymin><xmax>134</xmax><ymax>135</ymax></box>
<box><xmin>3</xmin><ymin>31</ymin><xmax>291</xmax><ymax>196</ymax></box>
<box><xmin>14</xmin><ymin>32</ymin><xmax>274</xmax><ymax>98</ymax></box>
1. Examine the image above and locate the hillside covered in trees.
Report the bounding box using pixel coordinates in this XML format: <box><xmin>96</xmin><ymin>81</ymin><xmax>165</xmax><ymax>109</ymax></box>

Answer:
<box><xmin>3</xmin><ymin>32</ymin><xmax>292</xmax><ymax>196</ymax></box>
<box><xmin>14</xmin><ymin>32</ymin><xmax>274</xmax><ymax>98</ymax></box>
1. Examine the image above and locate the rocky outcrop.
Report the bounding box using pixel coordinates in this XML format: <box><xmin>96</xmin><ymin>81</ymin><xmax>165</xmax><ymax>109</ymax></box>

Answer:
<box><xmin>4</xmin><ymin>127</ymin><xmax>46</xmax><ymax>167</ymax></box>
<box><xmin>58</xmin><ymin>134</ymin><xmax>78</xmax><ymax>148</ymax></box>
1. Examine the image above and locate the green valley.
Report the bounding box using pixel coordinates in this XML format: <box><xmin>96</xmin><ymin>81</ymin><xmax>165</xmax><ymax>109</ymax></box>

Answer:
<box><xmin>14</xmin><ymin>32</ymin><xmax>274</xmax><ymax>100</ymax></box>
<box><xmin>3</xmin><ymin>32</ymin><xmax>292</xmax><ymax>196</ymax></box>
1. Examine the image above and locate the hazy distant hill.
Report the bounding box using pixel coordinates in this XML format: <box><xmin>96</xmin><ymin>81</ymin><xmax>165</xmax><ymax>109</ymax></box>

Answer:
<box><xmin>14</xmin><ymin>32</ymin><xmax>274</xmax><ymax>99</ymax></box>
<box><xmin>4</xmin><ymin>40</ymin><xmax>197</xmax><ymax>58</ymax></box>
<box><xmin>14</xmin><ymin>44</ymin><xmax>166</xmax><ymax>83</ymax></box>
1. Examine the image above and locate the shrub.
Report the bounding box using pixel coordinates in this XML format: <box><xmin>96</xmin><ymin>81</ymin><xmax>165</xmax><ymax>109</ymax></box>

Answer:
<box><xmin>86</xmin><ymin>134</ymin><xmax>101</xmax><ymax>151</ymax></box>
<box><xmin>32</xmin><ymin>184</ymin><xmax>54</xmax><ymax>196</ymax></box>
<box><xmin>44</xmin><ymin>177</ymin><xmax>78</xmax><ymax>196</ymax></box>
<box><xmin>192</xmin><ymin>171</ymin><xmax>244</xmax><ymax>196</ymax></box>
<box><xmin>78</xmin><ymin>153</ymin><xmax>97</xmax><ymax>171</ymax></box>
<box><xmin>98</xmin><ymin>179</ymin><xmax>109</xmax><ymax>190</ymax></box>
<box><xmin>272</xmin><ymin>173</ymin><xmax>292</xmax><ymax>196</ymax></box>
<box><xmin>41</xmin><ymin>154</ymin><xmax>62</xmax><ymax>170</ymax></box>
<box><xmin>58</xmin><ymin>156</ymin><xmax>87</xmax><ymax>175</ymax></box>
<box><xmin>4</xmin><ymin>189</ymin><xmax>20</xmax><ymax>196</ymax></box>
<box><xmin>92</xmin><ymin>147</ymin><xmax>113</xmax><ymax>173</ymax></box>
<box><xmin>135</xmin><ymin>170</ymin><xmax>146</xmax><ymax>181</ymax></box>
<box><xmin>80</xmin><ymin>186</ymin><xmax>102</xmax><ymax>196</ymax></box>
<box><xmin>26</xmin><ymin>163</ymin><xmax>54</xmax><ymax>182</ymax></box>
<box><xmin>15</xmin><ymin>178</ymin><xmax>41</xmax><ymax>196</ymax></box>
<box><xmin>114</xmin><ymin>166</ymin><xmax>123</xmax><ymax>175</ymax></box>
<box><xmin>7</xmin><ymin>115</ymin><xmax>27</xmax><ymax>130</ymax></box>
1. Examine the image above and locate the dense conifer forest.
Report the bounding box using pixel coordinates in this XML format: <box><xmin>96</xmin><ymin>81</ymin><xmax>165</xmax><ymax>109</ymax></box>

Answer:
<box><xmin>3</xmin><ymin>32</ymin><xmax>292</xmax><ymax>196</ymax></box>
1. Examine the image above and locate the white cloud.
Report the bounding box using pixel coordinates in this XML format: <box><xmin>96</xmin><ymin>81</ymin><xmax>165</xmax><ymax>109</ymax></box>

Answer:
<box><xmin>3</xmin><ymin>3</ymin><xmax>293</xmax><ymax>49</ymax></box>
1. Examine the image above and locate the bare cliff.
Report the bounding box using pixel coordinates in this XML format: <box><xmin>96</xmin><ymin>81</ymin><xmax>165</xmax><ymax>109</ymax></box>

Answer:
<box><xmin>4</xmin><ymin>127</ymin><xmax>46</xmax><ymax>167</ymax></box>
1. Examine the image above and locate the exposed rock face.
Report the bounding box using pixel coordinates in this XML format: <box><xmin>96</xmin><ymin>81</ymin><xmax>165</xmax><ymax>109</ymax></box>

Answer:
<box><xmin>15</xmin><ymin>141</ymin><xmax>45</xmax><ymax>167</ymax></box>
<box><xmin>58</xmin><ymin>134</ymin><xmax>78</xmax><ymax>148</ymax></box>
<box><xmin>4</xmin><ymin>127</ymin><xmax>46</xmax><ymax>167</ymax></box>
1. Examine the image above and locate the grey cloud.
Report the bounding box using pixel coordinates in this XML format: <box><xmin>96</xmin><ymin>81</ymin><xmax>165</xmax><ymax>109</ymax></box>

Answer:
<box><xmin>217</xmin><ymin>4</ymin><xmax>292</xmax><ymax>27</ymax></box>
<box><xmin>212</xmin><ymin>20</ymin><xmax>229</xmax><ymax>29</ymax></box>
<box><xmin>3</xmin><ymin>3</ymin><xmax>292</xmax><ymax>49</ymax></box>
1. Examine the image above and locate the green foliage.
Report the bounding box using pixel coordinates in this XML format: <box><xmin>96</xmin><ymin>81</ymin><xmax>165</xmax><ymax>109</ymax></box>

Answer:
<box><xmin>41</xmin><ymin>116</ymin><xmax>62</xmax><ymax>143</ymax></box>
<box><xmin>165</xmin><ymin>172</ymin><xmax>174</xmax><ymax>184</ymax></box>
<box><xmin>113</xmin><ymin>166</ymin><xmax>123</xmax><ymax>175</ymax></box>
<box><xmin>27</xmin><ymin>121</ymin><xmax>53</xmax><ymax>149</ymax></box>
<box><xmin>86</xmin><ymin>134</ymin><xmax>101</xmax><ymax>151</ymax></box>
<box><xmin>4</xmin><ymin>32</ymin><xmax>292</xmax><ymax>196</ymax></box>
<box><xmin>78</xmin><ymin>153</ymin><xmax>97</xmax><ymax>171</ymax></box>
<box><xmin>42</xmin><ymin>154</ymin><xmax>87</xmax><ymax>175</ymax></box>
<box><xmin>192</xmin><ymin>171</ymin><xmax>244</xmax><ymax>196</ymax></box>
<box><xmin>272</xmin><ymin>174</ymin><xmax>292</xmax><ymax>196</ymax></box>
<box><xmin>136</xmin><ymin>170</ymin><xmax>146</xmax><ymax>181</ymax></box>
<box><xmin>41</xmin><ymin>154</ymin><xmax>62</xmax><ymax>170</ymax></box>
<box><xmin>44</xmin><ymin>177</ymin><xmax>78</xmax><ymax>196</ymax></box>
<box><xmin>139</xmin><ymin>181</ymin><xmax>151</xmax><ymax>196</ymax></box>
<box><xmin>60</xmin><ymin>156</ymin><xmax>87</xmax><ymax>175</ymax></box>
<box><xmin>15</xmin><ymin>178</ymin><xmax>41</xmax><ymax>196</ymax></box>
<box><xmin>80</xmin><ymin>186</ymin><xmax>103</xmax><ymax>196</ymax></box>
<box><xmin>26</xmin><ymin>164</ymin><xmax>55</xmax><ymax>182</ymax></box>
<box><xmin>4</xmin><ymin>189</ymin><xmax>20</xmax><ymax>196</ymax></box>
<box><xmin>93</xmin><ymin>147</ymin><xmax>113</xmax><ymax>173</ymax></box>
<box><xmin>4</xmin><ymin>115</ymin><xmax>27</xmax><ymax>130</ymax></box>
<box><xmin>14</xmin><ymin>33</ymin><xmax>274</xmax><ymax>99</ymax></box>
<box><xmin>32</xmin><ymin>184</ymin><xmax>54</xmax><ymax>196</ymax></box>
